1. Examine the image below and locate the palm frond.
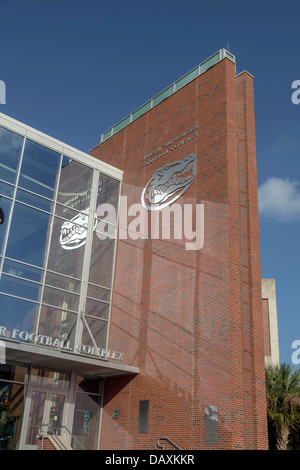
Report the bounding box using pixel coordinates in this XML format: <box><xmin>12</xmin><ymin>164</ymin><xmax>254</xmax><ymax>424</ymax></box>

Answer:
<box><xmin>265</xmin><ymin>363</ymin><xmax>300</xmax><ymax>449</ymax></box>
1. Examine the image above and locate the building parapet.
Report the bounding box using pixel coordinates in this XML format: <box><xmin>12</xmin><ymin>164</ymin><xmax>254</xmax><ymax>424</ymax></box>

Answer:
<box><xmin>100</xmin><ymin>49</ymin><xmax>236</xmax><ymax>144</ymax></box>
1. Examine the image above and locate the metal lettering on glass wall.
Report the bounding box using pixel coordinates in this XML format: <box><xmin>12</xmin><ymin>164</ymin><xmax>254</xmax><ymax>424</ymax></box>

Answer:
<box><xmin>0</xmin><ymin>124</ymin><xmax>120</xmax><ymax>362</ymax></box>
<box><xmin>141</xmin><ymin>154</ymin><xmax>196</xmax><ymax>211</ymax></box>
<box><xmin>60</xmin><ymin>208</ymin><xmax>97</xmax><ymax>250</ymax></box>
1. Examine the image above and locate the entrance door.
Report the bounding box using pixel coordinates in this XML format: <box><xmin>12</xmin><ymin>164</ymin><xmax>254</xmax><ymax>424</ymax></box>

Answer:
<box><xmin>19</xmin><ymin>387</ymin><xmax>69</xmax><ymax>450</ymax></box>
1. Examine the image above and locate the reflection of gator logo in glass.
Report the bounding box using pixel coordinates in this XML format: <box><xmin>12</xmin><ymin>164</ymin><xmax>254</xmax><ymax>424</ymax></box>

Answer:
<box><xmin>60</xmin><ymin>208</ymin><xmax>97</xmax><ymax>250</ymax></box>
<box><xmin>141</xmin><ymin>154</ymin><xmax>196</xmax><ymax>211</ymax></box>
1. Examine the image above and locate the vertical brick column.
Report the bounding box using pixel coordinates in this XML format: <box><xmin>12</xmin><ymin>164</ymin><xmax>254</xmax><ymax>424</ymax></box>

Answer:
<box><xmin>235</xmin><ymin>71</ymin><xmax>268</xmax><ymax>449</ymax></box>
<box><xmin>226</xmin><ymin>59</ymin><xmax>247</xmax><ymax>449</ymax></box>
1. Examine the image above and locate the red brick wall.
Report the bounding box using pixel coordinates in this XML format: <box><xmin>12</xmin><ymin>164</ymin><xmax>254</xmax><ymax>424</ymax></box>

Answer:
<box><xmin>37</xmin><ymin>437</ymin><xmax>56</xmax><ymax>450</ymax></box>
<box><xmin>90</xmin><ymin>57</ymin><xmax>268</xmax><ymax>450</ymax></box>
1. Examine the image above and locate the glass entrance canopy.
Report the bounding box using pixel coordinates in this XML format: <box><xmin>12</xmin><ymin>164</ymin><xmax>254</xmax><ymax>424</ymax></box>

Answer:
<box><xmin>0</xmin><ymin>113</ymin><xmax>124</xmax><ymax>368</ymax></box>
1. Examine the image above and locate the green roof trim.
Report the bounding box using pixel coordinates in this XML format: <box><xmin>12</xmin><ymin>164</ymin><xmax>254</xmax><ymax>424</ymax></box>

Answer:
<box><xmin>100</xmin><ymin>48</ymin><xmax>235</xmax><ymax>143</ymax></box>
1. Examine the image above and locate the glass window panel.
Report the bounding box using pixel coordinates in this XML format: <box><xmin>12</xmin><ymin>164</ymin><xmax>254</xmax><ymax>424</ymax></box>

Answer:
<box><xmin>38</xmin><ymin>305</ymin><xmax>77</xmax><ymax>343</ymax></box>
<box><xmin>199</xmin><ymin>53</ymin><xmax>220</xmax><ymax>74</ymax></box>
<box><xmin>0</xmin><ymin>294</ymin><xmax>38</xmax><ymax>333</ymax></box>
<box><xmin>42</xmin><ymin>286</ymin><xmax>79</xmax><ymax>312</ymax></box>
<box><xmin>72</xmin><ymin>392</ymin><xmax>101</xmax><ymax>450</ymax></box>
<box><xmin>113</xmin><ymin>116</ymin><xmax>131</xmax><ymax>134</ymax></box>
<box><xmin>26</xmin><ymin>390</ymin><xmax>46</xmax><ymax>445</ymax></box>
<box><xmin>45</xmin><ymin>272</ymin><xmax>81</xmax><ymax>294</ymax></box>
<box><xmin>0</xmin><ymin>197</ymin><xmax>12</xmax><ymax>255</ymax></box>
<box><xmin>5</xmin><ymin>202</ymin><xmax>52</xmax><ymax>267</ymax></box>
<box><xmin>55</xmin><ymin>204</ymin><xmax>97</xmax><ymax>234</ymax></box>
<box><xmin>30</xmin><ymin>367</ymin><xmax>70</xmax><ymax>389</ymax></box>
<box><xmin>102</xmin><ymin>129</ymin><xmax>112</xmax><ymax>142</ymax></box>
<box><xmin>57</xmin><ymin>160</ymin><xmax>93</xmax><ymax>211</ymax></box>
<box><xmin>0</xmin><ymin>274</ymin><xmax>42</xmax><ymax>302</ymax></box>
<box><xmin>55</xmin><ymin>203</ymin><xmax>78</xmax><ymax>220</ymax></box>
<box><xmin>0</xmin><ymin>180</ymin><xmax>14</xmax><ymax>198</ymax></box>
<box><xmin>18</xmin><ymin>139</ymin><xmax>61</xmax><ymax>199</ymax></box>
<box><xmin>0</xmin><ymin>126</ymin><xmax>23</xmax><ymax>184</ymax></box>
<box><xmin>0</xmin><ymin>382</ymin><xmax>25</xmax><ymax>450</ymax></box>
<box><xmin>16</xmin><ymin>188</ymin><xmax>53</xmax><ymax>213</ymax></box>
<box><xmin>81</xmin><ymin>318</ymin><xmax>107</xmax><ymax>348</ymax></box>
<box><xmin>59</xmin><ymin>215</ymin><xmax>91</xmax><ymax>250</ymax></box>
<box><xmin>152</xmin><ymin>84</ymin><xmax>174</xmax><ymax>106</ymax></box>
<box><xmin>175</xmin><ymin>67</ymin><xmax>198</xmax><ymax>91</ymax></box>
<box><xmin>3</xmin><ymin>259</ymin><xmax>43</xmax><ymax>283</ymax></box>
<box><xmin>85</xmin><ymin>299</ymin><xmax>110</xmax><ymax>320</ymax></box>
<box><xmin>97</xmin><ymin>173</ymin><xmax>120</xmax><ymax>212</ymax></box>
<box><xmin>131</xmin><ymin>101</ymin><xmax>151</xmax><ymax>122</ymax></box>
<box><xmin>49</xmin><ymin>393</ymin><xmax>65</xmax><ymax>432</ymax></box>
<box><xmin>0</xmin><ymin>363</ymin><xmax>29</xmax><ymax>383</ymax></box>
<box><xmin>47</xmin><ymin>216</ymin><xmax>86</xmax><ymax>278</ymax></box>
<box><xmin>88</xmin><ymin>235</ymin><xmax>116</xmax><ymax>288</ymax></box>
<box><xmin>87</xmin><ymin>284</ymin><xmax>111</xmax><ymax>302</ymax></box>
<box><xmin>95</xmin><ymin>218</ymin><xmax>117</xmax><ymax>239</ymax></box>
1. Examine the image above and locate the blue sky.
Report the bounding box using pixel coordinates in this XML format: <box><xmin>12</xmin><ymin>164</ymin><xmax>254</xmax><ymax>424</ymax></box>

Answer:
<box><xmin>1</xmin><ymin>0</ymin><xmax>300</xmax><ymax>366</ymax></box>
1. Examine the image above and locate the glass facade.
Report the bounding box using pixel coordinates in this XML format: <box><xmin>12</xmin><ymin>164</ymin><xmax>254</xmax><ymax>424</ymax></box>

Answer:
<box><xmin>0</xmin><ymin>360</ymin><xmax>104</xmax><ymax>450</ymax></box>
<box><xmin>0</xmin><ymin>115</ymin><xmax>135</xmax><ymax>450</ymax></box>
<box><xmin>0</xmin><ymin>123</ymin><xmax>121</xmax><ymax>355</ymax></box>
<box><xmin>0</xmin><ymin>362</ymin><xmax>29</xmax><ymax>450</ymax></box>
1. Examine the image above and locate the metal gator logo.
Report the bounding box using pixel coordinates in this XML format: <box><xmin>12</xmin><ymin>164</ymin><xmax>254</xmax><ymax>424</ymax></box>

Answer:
<box><xmin>60</xmin><ymin>208</ymin><xmax>97</xmax><ymax>250</ymax></box>
<box><xmin>141</xmin><ymin>154</ymin><xmax>196</xmax><ymax>211</ymax></box>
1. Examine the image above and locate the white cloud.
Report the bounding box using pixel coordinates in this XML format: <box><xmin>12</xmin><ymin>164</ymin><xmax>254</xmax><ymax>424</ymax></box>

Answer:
<box><xmin>258</xmin><ymin>177</ymin><xmax>300</xmax><ymax>222</ymax></box>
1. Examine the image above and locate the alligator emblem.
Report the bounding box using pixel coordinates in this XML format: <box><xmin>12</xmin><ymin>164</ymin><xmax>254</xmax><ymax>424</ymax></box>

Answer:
<box><xmin>141</xmin><ymin>154</ymin><xmax>196</xmax><ymax>211</ymax></box>
<box><xmin>60</xmin><ymin>208</ymin><xmax>97</xmax><ymax>250</ymax></box>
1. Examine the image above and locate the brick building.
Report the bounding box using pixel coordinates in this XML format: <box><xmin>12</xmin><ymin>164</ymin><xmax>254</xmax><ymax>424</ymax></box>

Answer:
<box><xmin>0</xmin><ymin>49</ymin><xmax>269</xmax><ymax>450</ymax></box>
<box><xmin>89</xmin><ymin>49</ymin><xmax>269</xmax><ymax>450</ymax></box>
